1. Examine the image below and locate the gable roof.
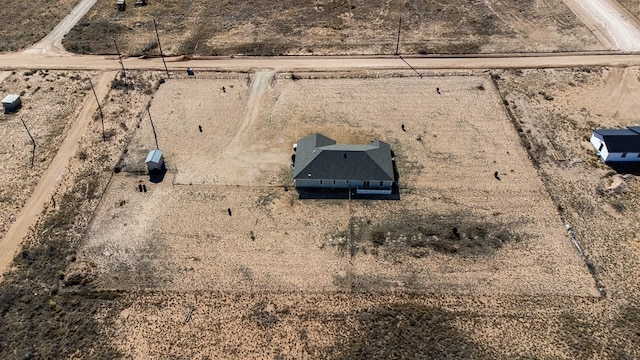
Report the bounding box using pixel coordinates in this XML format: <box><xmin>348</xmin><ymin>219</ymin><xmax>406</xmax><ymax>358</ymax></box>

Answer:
<box><xmin>293</xmin><ymin>134</ymin><xmax>394</xmax><ymax>181</ymax></box>
<box><xmin>593</xmin><ymin>128</ymin><xmax>640</xmax><ymax>153</ymax></box>
<box><xmin>145</xmin><ymin>149</ymin><xmax>163</xmax><ymax>164</ymax></box>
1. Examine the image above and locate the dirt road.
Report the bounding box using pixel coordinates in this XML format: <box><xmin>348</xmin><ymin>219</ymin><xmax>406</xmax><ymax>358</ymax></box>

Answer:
<box><xmin>3</xmin><ymin>53</ymin><xmax>640</xmax><ymax>72</ymax></box>
<box><xmin>563</xmin><ymin>0</ymin><xmax>640</xmax><ymax>51</ymax></box>
<box><xmin>0</xmin><ymin>71</ymin><xmax>114</xmax><ymax>279</ymax></box>
<box><xmin>23</xmin><ymin>0</ymin><xmax>99</xmax><ymax>55</ymax></box>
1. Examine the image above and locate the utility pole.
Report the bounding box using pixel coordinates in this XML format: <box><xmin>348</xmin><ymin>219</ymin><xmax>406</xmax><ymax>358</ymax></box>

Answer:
<box><xmin>112</xmin><ymin>37</ymin><xmax>129</xmax><ymax>91</ymax></box>
<box><xmin>153</xmin><ymin>18</ymin><xmax>170</xmax><ymax>78</ymax></box>
<box><xmin>147</xmin><ymin>107</ymin><xmax>159</xmax><ymax>149</ymax></box>
<box><xmin>21</xmin><ymin>118</ymin><xmax>36</xmax><ymax>167</ymax></box>
<box><xmin>395</xmin><ymin>16</ymin><xmax>402</xmax><ymax>56</ymax></box>
<box><xmin>89</xmin><ymin>77</ymin><xmax>106</xmax><ymax>141</ymax></box>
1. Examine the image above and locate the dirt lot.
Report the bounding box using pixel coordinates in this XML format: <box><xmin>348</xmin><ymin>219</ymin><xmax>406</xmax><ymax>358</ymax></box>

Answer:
<box><xmin>65</xmin><ymin>72</ymin><xmax>609</xmax><ymax>358</ymax></box>
<box><xmin>2</xmin><ymin>68</ymin><xmax>640</xmax><ymax>358</ymax></box>
<box><xmin>63</xmin><ymin>0</ymin><xmax>604</xmax><ymax>56</ymax></box>
<box><xmin>0</xmin><ymin>0</ymin><xmax>79</xmax><ymax>52</ymax></box>
<box><xmin>0</xmin><ymin>70</ymin><xmax>165</xmax><ymax>358</ymax></box>
<box><xmin>0</xmin><ymin>70</ymin><xmax>96</xmax><ymax>241</ymax></box>
<box><xmin>494</xmin><ymin>66</ymin><xmax>640</xmax><ymax>300</ymax></box>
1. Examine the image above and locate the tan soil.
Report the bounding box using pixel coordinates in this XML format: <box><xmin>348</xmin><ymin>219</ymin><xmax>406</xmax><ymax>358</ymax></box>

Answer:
<box><xmin>60</xmin><ymin>71</ymin><xmax>628</xmax><ymax>359</ymax></box>
<box><xmin>62</xmin><ymin>0</ymin><xmax>603</xmax><ymax>56</ymax></box>
<box><xmin>0</xmin><ymin>71</ymin><xmax>96</xmax><ymax>246</ymax></box>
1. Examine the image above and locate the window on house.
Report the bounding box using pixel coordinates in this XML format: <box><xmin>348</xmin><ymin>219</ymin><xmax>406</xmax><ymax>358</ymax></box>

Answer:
<box><xmin>363</xmin><ymin>181</ymin><xmax>370</xmax><ymax>188</ymax></box>
<box><xmin>598</xmin><ymin>143</ymin><xmax>604</xmax><ymax>151</ymax></box>
<box><xmin>621</xmin><ymin>153</ymin><xmax>627</xmax><ymax>158</ymax></box>
<box><xmin>320</xmin><ymin>180</ymin><xmax>323</xmax><ymax>185</ymax></box>
<box><xmin>379</xmin><ymin>181</ymin><xmax>384</xmax><ymax>187</ymax></box>
<box><xmin>333</xmin><ymin>180</ymin><xmax>336</xmax><ymax>186</ymax></box>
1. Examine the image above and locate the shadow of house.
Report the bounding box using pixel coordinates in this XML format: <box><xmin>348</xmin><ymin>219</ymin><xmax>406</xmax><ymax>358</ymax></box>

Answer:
<box><xmin>293</xmin><ymin>133</ymin><xmax>398</xmax><ymax>199</ymax></box>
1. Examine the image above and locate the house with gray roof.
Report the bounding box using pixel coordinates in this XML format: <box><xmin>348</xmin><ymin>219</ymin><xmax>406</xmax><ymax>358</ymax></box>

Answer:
<box><xmin>293</xmin><ymin>133</ymin><xmax>395</xmax><ymax>194</ymax></box>
<box><xmin>590</xmin><ymin>126</ymin><xmax>640</xmax><ymax>162</ymax></box>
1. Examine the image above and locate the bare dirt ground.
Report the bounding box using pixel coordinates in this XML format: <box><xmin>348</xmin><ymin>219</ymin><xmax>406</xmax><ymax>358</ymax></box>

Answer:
<box><xmin>0</xmin><ymin>70</ymin><xmax>96</xmax><ymax>245</ymax></box>
<box><xmin>0</xmin><ymin>0</ymin><xmax>79</xmax><ymax>52</ymax></box>
<box><xmin>0</xmin><ymin>68</ymin><xmax>639</xmax><ymax>357</ymax></box>
<box><xmin>62</xmin><ymin>0</ymin><xmax>603</xmax><ymax>56</ymax></box>
<box><xmin>0</xmin><ymin>70</ymin><xmax>165</xmax><ymax>358</ymax></box>
<box><xmin>66</xmin><ymin>71</ymin><xmax>617</xmax><ymax>358</ymax></box>
<box><xmin>23</xmin><ymin>0</ymin><xmax>99</xmax><ymax>55</ymax></box>
<box><xmin>494</xmin><ymin>66</ymin><xmax>640</xmax><ymax>294</ymax></box>
<box><xmin>563</xmin><ymin>0</ymin><xmax>640</xmax><ymax>51</ymax></box>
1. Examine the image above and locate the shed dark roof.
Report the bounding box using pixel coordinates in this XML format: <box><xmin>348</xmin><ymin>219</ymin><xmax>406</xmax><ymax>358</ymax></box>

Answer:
<box><xmin>594</xmin><ymin>128</ymin><xmax>640</xmax><ymax>153</ymax></box>
<box><xmin>293</xmin><ymin>134</ymin><xmax>394</xmax><ymax>181</ymax></box>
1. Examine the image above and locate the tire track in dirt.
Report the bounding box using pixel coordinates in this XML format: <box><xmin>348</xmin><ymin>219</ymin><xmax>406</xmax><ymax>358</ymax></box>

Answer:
<box><xmin>562</xmin><ymin>0</ymin><xmax>640</xmax><ymax>51</ymax></box>
<box><xmin>0</xmin><ymin>71</ymin><xmax>115</xmax><ymax>279</ymax></box>
<box><xmin>228</xmin><ymin>71</ymin><xmax>275</xmax><ymax>148</ymax></box>
<box><xmin>200</xmin><ymin>71</ymin><xmax>280</xmax><ymax>186</ymax></box>
<box><xmin>23</xmin><ymin>0</ymin><xmax>99</xmax><ymax>55</ymax></box>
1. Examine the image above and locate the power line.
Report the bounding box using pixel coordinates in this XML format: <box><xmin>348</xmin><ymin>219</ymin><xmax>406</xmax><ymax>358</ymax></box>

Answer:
<box><xmin>153</xmin><ymin>18</ymin><xmax>170</xmax><ymax>78</ymax></box>
<box><xmin>88</xmin><ymin>77</ymin><xmax>105</xmax><ymax>141</ymax></box>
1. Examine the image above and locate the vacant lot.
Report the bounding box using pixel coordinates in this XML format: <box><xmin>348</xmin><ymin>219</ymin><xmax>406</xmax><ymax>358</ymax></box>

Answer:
<box><xmin>494</xmin><ymin>66</ymin><xmax>640</xmax><ymax>301</ymax></box>
<box><xmin>0</xmin><ymin>70</ymin><xmax>95</xmax><ymax>240</ymax></box>
<box><xmin>0</xmin><ymin>0</ymin><xmax>79</xmax><ymax>52</ymax></box>
<box><xmin>63</xmin><ymin>0</ymin><xmax>603</xmax><ymax>56</ymax></box>
<box><xmin>62</xmin><ymin>72</ymin><xmax>608</xmax><ymax>358</ymax></box>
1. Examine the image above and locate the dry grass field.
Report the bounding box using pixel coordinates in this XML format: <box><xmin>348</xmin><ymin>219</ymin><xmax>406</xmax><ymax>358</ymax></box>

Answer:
<box><xmin>68</xmin><ymin>72</ymin><xmax>604</xmax><ymax>357</ymax></box>
<box><xmin>0</xmin><ymin>0</ymin><xmax>79</xmax><ymax>52</ymax></box>
<box><xmin>0</xmin><ymin>70</ymin><xmax>94</xmax><ymax>240</ymax></box>
<box><xmin>0</xmin><ymin>71</ymin><xmax>164</xmax><ymax>358</ymax></box>
<box><xmin>62</xmin><ymin>0</ymin><xmax>603</xmax><ymax>56</ymax></box>
<box><xmin>1</xmin><ymin>68</ymin><xmax>640</xmax><ymax>358</ymax></box>
<box><xmin>493</xmin><ymin>66</ymin><xmax>640</xmax><ymax>357</ymax></box>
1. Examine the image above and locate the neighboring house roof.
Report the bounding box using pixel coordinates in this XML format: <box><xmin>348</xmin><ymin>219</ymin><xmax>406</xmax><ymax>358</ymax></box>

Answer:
<box><xmin>293</xmin><ymin>133</ymin><xmax>394</xmax><ymax>181</ymax></box>
<box><xmin>145</xmin><ymin>149</ymin><xmax>163</xmax><ymax>164</ymax></box>
<box><xmin>593</xmin><ymin>128</ymin><xmax>640</xmax><ymax>153</ymax></box>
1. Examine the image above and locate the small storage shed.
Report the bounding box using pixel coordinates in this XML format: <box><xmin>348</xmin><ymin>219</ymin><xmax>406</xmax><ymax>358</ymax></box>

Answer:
<box><xmin>2</xmin><ymin>94</ymin><xmax>21</xmax><ymax>114</ymax></box>
<box><xmin>145</xmin><ymin>149</ymin><xmax>164</xmax><ymax>172</ymax></box>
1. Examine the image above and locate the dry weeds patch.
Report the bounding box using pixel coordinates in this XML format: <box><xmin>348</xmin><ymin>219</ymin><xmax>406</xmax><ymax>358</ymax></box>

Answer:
<box><xmin>64</xmin><ymin>0</ymin><xmax>602</xmax><ymax>55</ymax></box>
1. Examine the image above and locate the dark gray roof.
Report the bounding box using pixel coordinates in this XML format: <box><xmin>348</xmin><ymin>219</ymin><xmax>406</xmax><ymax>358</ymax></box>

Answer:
<box><xmin>293</xmin><ymin>134</ymin><xmax>394</xmax><ymax>181</ymax></box>
<box><xmin>628</xmin><ymin>126</ymin><xmax>640</xmax><ymax>135</ymax></box>
<box><xmin>593</xmin><ymin>128</ymin><xmax>640</xmax><ymax>153</ymax></box>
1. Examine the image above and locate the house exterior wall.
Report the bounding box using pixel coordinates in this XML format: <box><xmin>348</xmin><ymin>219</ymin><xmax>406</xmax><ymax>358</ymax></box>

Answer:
<box><xmin>590</xmin><ymin>133</ymin><xmax>609</xmax><ymax>161</ymax></box>
<box><xmin>590</xmin><ymin>133</ymin><xmax>640</xmax><ymax>162</ymax></box>
<box><xmin>294</xmin><ymin>179</ymin><xmax>393</xmax><ymax>189</ymax></box>
<box><xmin>604</xmin><ymin>152</ymin><xmax>640</xmax><ymax>162</ymax></box>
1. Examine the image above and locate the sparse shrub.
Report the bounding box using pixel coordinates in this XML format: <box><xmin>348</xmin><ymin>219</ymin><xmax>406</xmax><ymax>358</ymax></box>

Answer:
<box><xmin>371</xmin><ymin>231</ymin><xmax>385</xmax><ymax>246</ymax></box>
